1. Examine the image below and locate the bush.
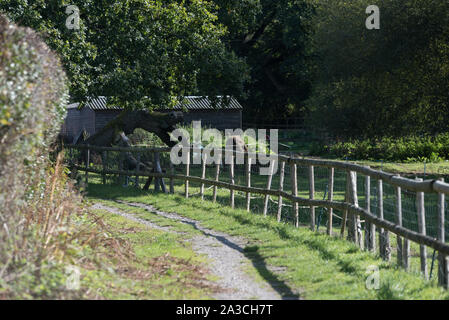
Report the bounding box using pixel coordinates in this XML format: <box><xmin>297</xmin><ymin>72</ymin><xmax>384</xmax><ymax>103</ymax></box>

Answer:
<box><xmin>0</xmin><ymin>15</ymin><xmax>92</xmax><ymax>298</ymax></box>
<box><xmin>311</xmin><ymin>133</ymin><xmax>449</xmax><ymax>162</ymax></box>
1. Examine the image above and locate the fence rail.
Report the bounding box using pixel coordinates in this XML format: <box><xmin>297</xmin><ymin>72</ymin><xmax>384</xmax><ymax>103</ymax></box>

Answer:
<box><xmin>67</xmin><ymin>144</ymin><xmax>449</xmax><ymax>289</ymax></box>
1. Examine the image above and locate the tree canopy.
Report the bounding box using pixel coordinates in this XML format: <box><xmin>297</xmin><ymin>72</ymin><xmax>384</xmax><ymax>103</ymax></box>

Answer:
<box><xmin>307</xmin><ymin>0</ymin><xmax>449</xmax><ymax>138</ymax></box>
<box><xmin>2</xmin><ymin>1</ymin><xmax>449</xmax><ymax>139</ymax></box>
<box><xmin>212</xmin><ymin>0</ymin><xmax>315</xmax><ymax>121</ymax></box>
<box><xmin>1</xmin><ymin>0</ymin><xmax>248</xmax><ymax>109</ymax></box>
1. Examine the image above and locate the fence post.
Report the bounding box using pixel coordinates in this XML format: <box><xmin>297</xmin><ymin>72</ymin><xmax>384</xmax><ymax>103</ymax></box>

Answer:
<box><xmin>395</xmin><ymin>181</ymin><xmax>403</xmax><ymax>267</ymax></box>
<box><xmin>200</xmin><ymin>154</ymin><xmax>207</xmax><ymax>200</ymax></box>
<box><xmin>277</xmin><ymin>161</ymin><xmax>286</xmax><ymax>222</ymax></box>
<box><xmin>438</xmin><ymin>178</ymin><xmax>449</xmax><ymax>288</ymax></box>
<box><xmin>341</xmin><ymin>172</ymin><xmax>349</xmax><ymax>237</ymax></box>
<box><xmin>230</xmin><ymin>155</ymin><xmax>235</xmax><ymax>209</ymax></box>
<box><xmin>102</xmin><ymin>151</ymin><xmax>107</xmax><ymax>185</ymax></box>
<box><xmin>309</xmin><ymin>166</ymin><xmax>315</xmax><ymax>231</ymax></box>
<box><xmin>347</xmin><ymin>171</ymin><xmax>362</xmax><ymax>247</ymax></box>
<box><xmin>185</xmin><ymin>148</ymin><xmax>190</xmax><ymax>198</ymax></box>
<box><xmin>154</xmin><ymin>152</ymin><xmax>161</xmax><ymax>192</ymax></box>
<box><xmin>378</xmin><ymin>179</ymin><xmax>391</xmax><ymax>261</ymax></box>
<box><xmin>135</xmin><ymin>152</ymin><xmax>141</xmax><ymax>188</ymax></box>
<box><xmin>403</xmin><ymin>236</ymin><xmax>411</xmax><ymax>272</ymax></box>
<box><xmin>416</xmin><ymin>178</ymin><xmax>428</xmax><ymax>279</ymax></box>
<box><xmin>85</xmin><ymin>148</ymin><xmax>90</xmax><ymax>185</ymax></box>
<box><xmin>213</xmin><ymin>163</ymin><xmax>220</xmax><ymax>203</ymax></box>
<box><xmin>169</xmin><ymin>162</ymin><xmax>175</xmax><ymax>194</ymax></box>
<box><xmin>263</xmin><ymin>160</ymin><xmax>275</xmax><ymax>216</ymax></box>
<box><xmin>291</xmin><ymin>162</ymin><xmax>299</xmax><ymax>228</ymax></box>
<box><xmin>245</xmin><ymin>152</ymin><xmax>251</xmax><ymax>212</ymax></box>
<box><xmin>327</xmin><ymin>167</ymin><xmax>334</xmax><ymax>236</ymax></box>
<box><xmin>364</xmin><ymin>175</ymin><xmax>376</xmax><ymax>252</ymax></box>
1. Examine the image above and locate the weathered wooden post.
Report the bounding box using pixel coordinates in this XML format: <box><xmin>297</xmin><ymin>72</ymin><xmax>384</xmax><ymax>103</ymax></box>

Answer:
<box><xmin>263</xmin><ymin>160</ymin><xmax>275</xmax><ymax>216</ymax></box>
<box><xmin>213</xmin><ymin>163</ymin><xmax>220</xmax><ymax>203</ymax></box>
<box><xmin>291</xmin><ymin>162</ymin><xmax>299</xmax><ymax>228</ymax></box>
<box><xmin>378</xmin><ymin>179</ymin><xmax>391</xmax><ymax>261</ymax></box>
<box><xmin>416</xmin><ymin>178</ymin><xmax>428</xmax><ymax>279</ymax></box>
<box><xmin>395</xmin><ymin>181</ymin><xmax>403</xmax><ymax>267</ymax></box>
<box><xmin>403</xmin><ymin>235</ymin><xmax>410</xmax><ymax>271</ymax></box>
<box><xmin>185</xmin><ymin>148</ymin><xmax>190</xmax><ymax>198</ymax></box>
<box><xmin>364</xmin><ymin>175</ymin><xmax>376</xmax><ymax>251</ymax></box>
<box><xmin>277</xmin><ymin>161</ymin><xmax>286</xmax><ymax>222</ymax></box>
<box><xmin>169</xmin><ymin>162</ymin><xmax>175</xmax><ymax>194</ymax></box>
<box><xmin>347</xmin><ymin>171</ymin><xmax>362</xmax><ymax>247</ymax></box>
<box><xmin>154</xmin><ymin>152</ymin><xmax>161</xmax><ymax>192</ymax></box>
<box><xmin>85</xmin><ymin>147</ymin><xmax>90</xmax><ymax>185</ymax></box>
<box><xmin>327</xmin><ymin>167</ymin><xmax>334</xmax><ymax>236</ymax></box>
<box><xmin>245</xmin><ymin>152</ymin><xmax>252</xmax><ymax>212</ymax></box>
<box><xmin>230</xmin><ymin>155</ymin><xmax>235</xmax><ymax>209</ymax></box>
<box><xmin>437</xmin><ymin>178</ymin><xmax>449</xmax><ymax>288</ymax></box>
<box><xmin>135</xmin><ymin>152</ymin><xmax>141</xmax><ymax>188</ymax></box>
<box><xmin>118</xmin><ymin>150</ymin><xmax>125</xmax><ymax>185</ymax></box>
<box><xmin>102</xmin><ymin>151</ymin><xmax>107</xmax><ymax>185</ymax></box>
<box><xmin>309</xmin><ymin>165</ymin><xmax>315</xmax><ymax>231</ymax></box>
<box><xmin>200</xmin><ymin>154</ymin><xmax>207</xmax><ymax>200</ymax></box>
<box><xmin>341</xmin><ymin>172</ymin><xmax>349</xmax><ymax>238</ymax></box>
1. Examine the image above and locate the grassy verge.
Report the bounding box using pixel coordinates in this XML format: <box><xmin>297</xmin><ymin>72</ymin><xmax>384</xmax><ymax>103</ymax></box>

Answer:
<box><xmin>86</xmin><ymin>179</ymin><xmax>449</xmax><ymax>300</ymax></box>
<box><xmin>80</xmin><ymin>206</ymin><xmax>218</xmax><ymax>299</ymax></box>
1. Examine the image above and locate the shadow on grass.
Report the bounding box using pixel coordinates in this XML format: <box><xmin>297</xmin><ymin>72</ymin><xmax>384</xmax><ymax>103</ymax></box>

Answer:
<box><xmin>180</xmin><ymin>197</ymin><xmax>374</xmax><ymax>277</ymax></box>
<box><xmin>87</xmin><ymin>182</ymin><xmax>300</xmax><ymax>299</ymax></box>
<box><xmin>181</xmin><ymin>219</ymin><xmax>301</xmax><ymax>300</ymax></box>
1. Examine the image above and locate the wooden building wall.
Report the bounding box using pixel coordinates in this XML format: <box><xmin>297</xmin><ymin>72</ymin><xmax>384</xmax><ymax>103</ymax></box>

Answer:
<box><xmin>62</xmin><ymin>108</ymin><xmax>242</xmax><ymax>142</ymax></box>
<box><xmin>182</xmin><ymin>110</ymin><xmax>242</xmax><ymax>130</ymax></box>
<box><xmin>62</xmin><ymin>107</ymin><xmax>95</xmax><ymax>143</ymax></box>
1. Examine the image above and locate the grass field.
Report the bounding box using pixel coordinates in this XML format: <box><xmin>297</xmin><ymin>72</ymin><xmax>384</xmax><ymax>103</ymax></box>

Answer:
<box><xmin>79</xmin><ymin>205</ymin><xmax>217</xmax><ymax>299</ymax></box>
<box><xmin>84</xmin><ymin>172</ymin><xmax>449</xmax><ymax>300</ymax></box>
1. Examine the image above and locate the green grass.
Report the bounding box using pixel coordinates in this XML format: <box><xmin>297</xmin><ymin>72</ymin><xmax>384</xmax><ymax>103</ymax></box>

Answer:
<box><xmin>85</xmin><ymin>176</ymin><xmax>449</xmax><ymax>300</ymax></box>
<box><xmin>79</xmin><ymin>206</ymin><xmax>217</xmax><ymax>299</ymax></box>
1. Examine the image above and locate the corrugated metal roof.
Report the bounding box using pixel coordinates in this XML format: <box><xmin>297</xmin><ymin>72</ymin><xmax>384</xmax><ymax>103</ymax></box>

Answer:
<box><xmin>69</xmin><ymin>96</ymin><xmax>243</xmax><ymax>111</ymax></box>
<box><xmin>86</xmin><ymin>96</ymin><xmax>121</xmax><ymax>110</ymax></box>
<box><xmin>172</xmin><ymin>96</ymin><xmax>243</xmax><ymax>110</ymax></box>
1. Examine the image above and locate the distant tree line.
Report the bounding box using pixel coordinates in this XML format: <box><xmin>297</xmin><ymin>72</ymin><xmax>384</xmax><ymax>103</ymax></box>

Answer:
<box><xmin>2</xmin><ymin>0</ymin><xmax>449</xmax><ymax>139</ymax></box>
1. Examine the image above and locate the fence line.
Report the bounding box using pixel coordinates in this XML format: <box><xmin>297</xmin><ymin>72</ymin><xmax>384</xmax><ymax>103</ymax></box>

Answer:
<box><xmin>67</xmin><ymin>144</ymin><xmax>449</xmax><ymax>288</ymax></box>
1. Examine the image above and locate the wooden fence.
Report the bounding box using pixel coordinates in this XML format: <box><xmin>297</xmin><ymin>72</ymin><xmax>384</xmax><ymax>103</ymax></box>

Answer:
<box><xmin>67</xmin><ymin>144</ymin><xmax>449</xmax><ymax>289</ymax></box>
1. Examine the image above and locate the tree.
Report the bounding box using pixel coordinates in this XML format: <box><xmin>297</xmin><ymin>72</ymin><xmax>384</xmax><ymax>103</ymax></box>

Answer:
<box><xmin>1</xmin><ymin>1</ymin><xmax>251</xmax><ymax>191</ymax></box>
<box><xmin>212</xmin><ymin>0</ymin><xmax>315</xmax><ymax>122</ymax></box>
<box><xmin>307</xmin><ymin>0</ymin><xmax>449</xmax><ymax>139</ymax></box>
<box><xmin>1</xmin><ymin>0</ymin><xmax>248</xmax><ymax>109</ymax></box>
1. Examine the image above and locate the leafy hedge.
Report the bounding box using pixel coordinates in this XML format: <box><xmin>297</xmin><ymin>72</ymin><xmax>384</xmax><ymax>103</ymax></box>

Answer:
<box><xmin>0</xmin><ymin>15</ymin><xmax>87</xmax><ymax>298</ymax></box>
<box><xmin>310</xmin><ymin>134</ymin><xmax>449</xmax><ymax>162</ymax></box>
<box><xmin>0</xmin><ymin>13</ymin><xmax>68</xmax><ymax>215</ymax></box>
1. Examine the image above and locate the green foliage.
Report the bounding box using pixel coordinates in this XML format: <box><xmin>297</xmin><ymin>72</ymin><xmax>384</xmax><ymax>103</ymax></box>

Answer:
<box><xmin>128</xmin><ymin>128</ymin><xmax>164</xmax><ymax>147</ymax></box>
<box><xmin>86</xmin><ymin>182</ymin><xmax>449</xmax><ymax>300</ymax></box>
<box><xmin>0</xmin><ymin>0</ymin><xmax>248</xmax><ymax>108</ymax></box>
<box><xmin>0</xmin><ymin>16</ymin><xmax>88</xmax><ymax>299</ymax></box>
<box><xmin>0</xmin><ymin>14</ymin><xmax>68</xmax><ymax>210</ymax></box>
<box><xmin>307</xmin><ymin>0</ymin><xmax>449</xmax><ymax>138</ymax></box>
<box><xmin>212</xmin><ymin>0</ymin><xmax>315</xmax><ymax>121</ymax></box>
<box><xmin>312</xmin><ymin>133</ymin><xmax>449</xmax><ymax>162</ymax></box>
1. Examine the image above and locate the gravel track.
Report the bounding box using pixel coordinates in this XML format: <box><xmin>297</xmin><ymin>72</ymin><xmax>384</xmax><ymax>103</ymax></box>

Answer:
<box><xmin>92</xmin><ymin>201</ymin><xmax>293</xmax><ymax>300</ymax></box>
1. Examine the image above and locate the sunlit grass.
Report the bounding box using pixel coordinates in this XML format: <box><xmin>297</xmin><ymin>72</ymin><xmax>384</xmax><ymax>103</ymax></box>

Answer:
<box><xmin>86</xmin><ymin>175</ymin><xmax>449</xmax><ymax>300</ymax></box>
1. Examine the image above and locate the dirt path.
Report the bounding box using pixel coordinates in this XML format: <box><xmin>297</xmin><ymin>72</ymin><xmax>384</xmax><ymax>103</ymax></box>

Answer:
<box><xmin>92</xmin><ymin>201</ymin><xmax>295</xmax><ymax>300</ymax></box>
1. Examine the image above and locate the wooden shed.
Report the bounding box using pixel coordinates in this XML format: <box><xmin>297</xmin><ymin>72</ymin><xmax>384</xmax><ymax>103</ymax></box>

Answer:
<box><xmin>61</xmin><ymin>96</ymin><xmax>243</xmax><ymax>143</ymax></box>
